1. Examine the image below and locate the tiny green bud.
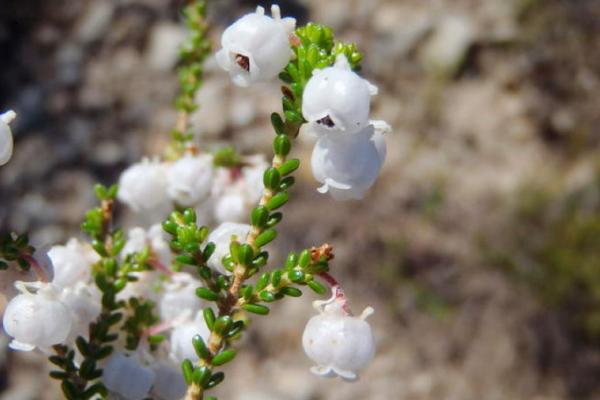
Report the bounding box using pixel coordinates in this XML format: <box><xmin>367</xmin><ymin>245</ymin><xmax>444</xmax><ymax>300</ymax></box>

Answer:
<box><xmin>183</xmin><ymin>208</ymin><xmax>196</xmax><ymax>224</ymax></box>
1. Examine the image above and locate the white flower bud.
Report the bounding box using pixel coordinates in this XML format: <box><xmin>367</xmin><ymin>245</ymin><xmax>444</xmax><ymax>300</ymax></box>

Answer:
<box><xmin>166</xmin><ymin>154</ymin><xmax>214</xmax><ymax>207</ymax></box>
<box><xmin>102</xmin><ymin>352</ymin><xmax>155</xmax><ymax>400</ymax></box>
<box><xmin>214</xmin><ymin>191</ymin><xmax>247</xmax><ymax>223</ymax></box>
<box><xmin>216</xmin><ymin>5</ymin><xmax>295</xmax><ymax>87</ymax></box>
<box><xmin>311</xmin><ymin>125</ymin><xmax>387</xmax><ymax>201</ymax></box>
<box><xmin>302</xmin><ymin>55</ymin><xmax>378</xmax><ymax>137</ymax></box>
<box><xmin>48</xmin><ymin>239</ymin><xmax>99</xmax><ymax>288</ymax></box>
<box><xmin>60</xmin><ymin>282</ymin><xmax>101</xmax><ymax>343</ymax></box>
<box><xmin>205</xmin><ymin>222</ymin><xmax>251</xmax><ymax>275</ymax></box>
<box><xmin>150</xmin><ymin>362</ymin><xmax>187</xmax><ymax>400</ymax></box>
<box><xmin>302</xmin><ymin>294</ymin><xmax>375</xmax><ymax>381</ymax></box>
<box><xmin>169</xmin><ymin>312</ymin><xmax>211</xmax><ymax>363</ymax></box>
<box><xmin>0</xmin><ymin>110</ymin><xmax>16</xmax><ymax>166</ymax></box>
<box><xmin>117</xmin><ymin>158</ymin><xmax>170</xmax><ymax>213</ymax></box>
<box><xmin>2</xmin><ymin>282</ymin><xmax>72</xmax><ymax>351</ymax></box>
<box><xmin>159</xmin><ymin>273</ymin><xmax>203</xmax><ymax>321</ymax></box>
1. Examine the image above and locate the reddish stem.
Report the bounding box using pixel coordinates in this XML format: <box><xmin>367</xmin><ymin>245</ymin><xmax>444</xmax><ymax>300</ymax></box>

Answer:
<box><xmin>318</xmin><ymin>272</ymin><xmax>352</xmax><ymax>315</ymax></box>
<box><xmin>23</xmin><ymin>255</ymin><xmax>49</xmax><ymax>282</ymax></box>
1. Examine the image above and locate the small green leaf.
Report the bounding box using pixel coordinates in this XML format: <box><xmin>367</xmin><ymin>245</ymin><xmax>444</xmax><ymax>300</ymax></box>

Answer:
<box><xmin>256</xmin><ymin>273</ymin><xmax>270</xmax><ymax>291</ymax></box>
<box><xmin>207</xmin><ymin>371</ymin><xmax>225</xmax><ymax>389</ymax></box>
<box><xmin>281</xmin><ymin>287</ymin><xmax>302</xmax><ymax>297</ymax></box>
<box><xmin>254</xmin><ymin>229</ymin><xmax>278</xmax><ymax>247</ymax></box>
<box><xmin>192</xmin><ymin>334</ymin><xmax>210</xmax><ymax>359</ymax></box>
<box><xmin>251</xmin><ymin>206</ymin><xmax>269</xmax><ymax>228</ymax></box>
<box><xmin>213</xmin><ymin>316</ymin><xmax>233</xmax><ymax>335</ymax></box>
<box><xmin>273</xmin><ymin>134</ymin><xmax>291</xmax><ymax>156</ymax></box>
<box><xmin>299</xmin><ymin>249</ymin><xmax>311</xmax><ymax>268</ymax></box>
<box><xmin>289</xmin><ymin>270</ymin><xmax>305</xmax><ymax>283</ymax></box>
<box><xmin>270</xmin><ymin>112</ymin><xmax>285</xmax><ymax>135</ymax></box>
<box><xmin>182</xmin><ymin>359</ymin><xmax>194</xmax><ymax>385</ymax></box>
<box><xmin>196</xmin><ymin>287</ymin><xmax>219</xmax><ymax>302</ymax></box>
<box><xmin>242</xmin><ymin>303</ymin><xmax>270</xmax><ymax>315</ymax></box>
<box><xmin>203</xmin><ymin>307</ymin><xmax>216</xmax><ymax>330</ymax></box>
<box><xmin>263</xmin><ymin>167</ymin><xmax>281</xmax><ymax>190</ymax></box>
<box><xmin>238</xmin><ymin>244</ymin><xmax>254</xmax><ymax>266</ymax></box>
<box><xmin>308</xmin><ymin>280</ymin><xmax>327</xmax><ymax>294</ymax></box>
<box><xmin>212</xmin><ymin>349</ymin><xmax>236</xmax><ymax>366</ymax></box>
<box><xmin>266</xmin><ymin>192</ymin><xmax>289</xmax><ymax>210</ymax></box>
<box><xmin>285</xmin><ymin>252</ymin><xmax>298</xmax><ymax>269</ymax></box>
<box><xmin>271</xmin><ymin>270</ymin><xmax>283</xmax><ymax>287</ymax></box>
<box><xmin>278</xmin><ymin>159</ymin><xmax>300</xmax><ymax>176</ymax></box>
<box><xmin>193</xmin><ymin>366</ymin><xmax>212</xmax><ymax>388</ymax></box>
<box><xmin>259</xmin><ymin>291</ymin><xmax>275</xmax><ymax>302</ymax></box>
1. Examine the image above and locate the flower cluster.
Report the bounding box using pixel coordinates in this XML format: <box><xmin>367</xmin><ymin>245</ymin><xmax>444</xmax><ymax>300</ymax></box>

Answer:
<box><xmin>1</xmin><ymin>2</ymin><xmax>384</xmax><ymax>399</ymax></box>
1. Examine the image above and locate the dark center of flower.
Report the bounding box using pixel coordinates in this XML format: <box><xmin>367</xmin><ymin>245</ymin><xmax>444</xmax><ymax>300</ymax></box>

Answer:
<box><xmin>235</xmin><ymin>54</ymin><xmax>250</xmax><ymax>71</ymax></box>
<box><xmin>316</xmin><ymin>115</ymin><xmax>335</xmax><ymax>128</ymax></box>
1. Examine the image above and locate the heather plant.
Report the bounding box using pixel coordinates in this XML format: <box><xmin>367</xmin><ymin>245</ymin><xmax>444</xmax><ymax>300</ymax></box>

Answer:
<box><xmin>0</xmin><ymin>2</ymin><xmax>390</xmax><ymax>399</ymax></box>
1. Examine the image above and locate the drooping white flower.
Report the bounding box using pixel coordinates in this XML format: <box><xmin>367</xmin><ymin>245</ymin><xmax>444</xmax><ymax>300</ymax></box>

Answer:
<box><xmin>169</xmin><ymin>312</ymin><xmax>211</xmax><ymax>363</ymax></box>
<box><xmin>205</xmin><ymin>222</ymin><xmax>251</xmax><ymax>275</ymax></box>
<box><xmin>2</xmin><ymin>281</ymin><xmax>72</xmax><ymax>351</ymax></box>
<box><xmin>0</xmin><ymin>110</ymin><xmax>16</xmax><ymax>166</ymax></box>
<box><xmin>159</xmin><ymin>272</ymin><xmax>203</xmax><ymax>322</ymax></box>
<box><xmin>117</xmin><ymin>158</ymin><xmax>170</xmax><ymax>213</ymax></box>
<box><xmin>49</xmin><ymin>239</ymin><xmax>99</xmax><ymax>288</ymax></box>
<box><xmin>216</xmin><ymin>5</ymin><xmax>295</xmax><ymax>87</ymax></box>
<box><xmin>311</xmin><ymin>125</ymin><xmax>387</xmax><ymax>201</ymax></box>
<box><xmin>302</xmin><ymin>293</ymin><xmax>375</xmax><ymax>381</ymax></box>
<box><xmin>166</xmin><ymin>154</ymin><xmax>214</xmax><ymax>207</ymax></box>
<box><xmin>302</xmin><ymin>55</ymin><xmax>378</xmax><ymax>137</ymax></box>
<box><xmin>102</xmin><ymin>352</ymin><xmax>156</xmax><ymax>400</ymax></box>
<box><xmin>151</xmin><ymin>362</ymin><xmax>187</xmax><ymax>400</ymax></box>
<box><xmin>59</xmin><ymin>282</ymin><xmax>101</xmax><ymax>343</ymax></box>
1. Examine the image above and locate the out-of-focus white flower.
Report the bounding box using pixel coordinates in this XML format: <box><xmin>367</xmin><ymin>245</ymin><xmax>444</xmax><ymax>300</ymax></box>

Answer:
<box><xmin>2</xmin><ymin>282</ymin><xmax>72</xmax><ymax>351</ymax></box>
<box><xmin>117</xmin><ymin>158</ymin><xmax>170</xmax><ymax>213</ymax></box>
<box><xmin>102</xmin><ymin>352</ymin><xmax>155</xmax><ymax>400</ymax></box>
<box><xmin>0</xmin><ymin>110</ymin><xmax>16</xmax><ymax>166</ymax></box>
<box><xmin>169</xmin><ymin>312</ymin><xmax>211</xmax><ymax>363</ymax></box>
<box><xmin>205</xmin><ymin>222</ymin><xmax>251</xmax><ymax>275</ymax></box>
<box><xmin>302</xmin><ymin>55</ymin><xmax>378</xmax><ymax>137</ymax></box>
<box><xmin>159</xmin><ymin>273</ymin><xmax>203</xmax><ymax>322</ymax></box>
<box><xmin>48</xmin><ymin>239</ymin><xmax>99</xmax><ymax>288</ymax></box>
<box><xmin>212</xmin><ymin>155</ymin><xmax>268</xmax><ymax>223</ymax></box>
<box><xmin>216</xmin><ymin>5</ymin><xmax>295</xmax><ymax>87</ymax></box>
<box><xmin>151</xmin><ymin>362</ymin><xmax>187</xmax><ymax>400</ymax></box>
<box><xmin>311</xmin><ymin>125</ymin><xmax>387</xmax><ymax>201</ymax></box>
<box><xmin>60</xmin><ymin>282</ymin><xmax>101</xmax><ymax>343</ymax></box>
<box><xmin>116</xmin><ymin>270</ymin><xmax>162</xmax><ymax>303</ymax></box>
<box><xmin>166</xmin><ymin>154</ymin><xmax>214</xmax><ymax>207</ymax></box>
<box><xmin>122</xmin><ymin>224</ymin><xmax>172</xmax><ymax>268</ymax></box>
<box><xmin>302</xmin><ymin>293</ymin><xmax>375</xmax><ymax>381</ymax></box>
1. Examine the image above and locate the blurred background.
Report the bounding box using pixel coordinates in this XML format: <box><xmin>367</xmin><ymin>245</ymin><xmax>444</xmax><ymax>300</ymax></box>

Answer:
<box><xmin>1</xmin><ymin>0</ymin><xmax>600</xmax><ymax>399</ymax></box>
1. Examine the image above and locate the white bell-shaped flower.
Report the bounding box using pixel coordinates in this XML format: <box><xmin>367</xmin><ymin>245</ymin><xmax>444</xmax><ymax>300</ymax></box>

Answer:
<box><xmin>49</xmin><ymin>239</ymin><xmax>99</xmax><ymax>288</ymax></box>
<box><xmin>169</xmin><ymin>312</ymin><xmax>211</xmax><ymax>363</ymax></box>
<box><xmin>117</xmin><ymin>158</ymin><xmax>170</xmax><ymax>213</ymax></box>
<box><xmin>102</xmin><ymin>352</ymin><xmax>156</xmax><ymax>400</ymax></box>
<box><xmin>2</xmin><ymin>281</ymin><xmax>72</xmax><ymax>351</ymax></box>
<box><xmin>0</xmin><ymin>110</ymin><xmax>16</xmax><ymax>166</ymax></box>
<box><xmin>59</xmin><ymin>282</ymin><xmax>101</xmax><ymax>344</ymax></box>
<box><xmin>216</xmin><ymin>5</ymin><xmax>295</xmax><ymax>87</ymax></box>
<box><xmin>311</xmin><ymin>124</ymin><xmax>387</xmax><ymax>201</ymax></box>
<box><xmin>302</xmin><ymin>293</ymin><xmax>375</xmax><ymax>381</ymax></box>
<box><xmin>205</xmin><ymin>222</ymin><xmax>251</xmax><ymax>275</ymax></box>
<box><xmin>302</xmin><ymin>55</ymin><xmax>378</xmax><ymax>137</ymax></box>
<box><xmin>166</xmin><ymin>154</ymin><xmax>214</xmax><ymax>207</ymax></box>
<box><xmin>151</xmin><ymin>362</ymin><xmax>187</xmax><ymax>400</ymax></box>
<box><xmin>159</xmin><ymin>272</ymin><xmax>203</xmax><ymax>321</ymax></box>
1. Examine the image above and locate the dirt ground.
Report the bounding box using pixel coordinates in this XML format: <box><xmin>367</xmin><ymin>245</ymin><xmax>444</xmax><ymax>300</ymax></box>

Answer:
<box><xmin>1</xmin><ymin>0</ymin><xmax>600</xmax><ymax>399</ymax></box>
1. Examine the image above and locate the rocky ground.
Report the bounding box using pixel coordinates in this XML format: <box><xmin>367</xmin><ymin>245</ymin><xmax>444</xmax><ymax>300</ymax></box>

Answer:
<box><xmin>1</xmin><ymin>0</ymin><xmax>600</xmax><ymax>399</ymax></box>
